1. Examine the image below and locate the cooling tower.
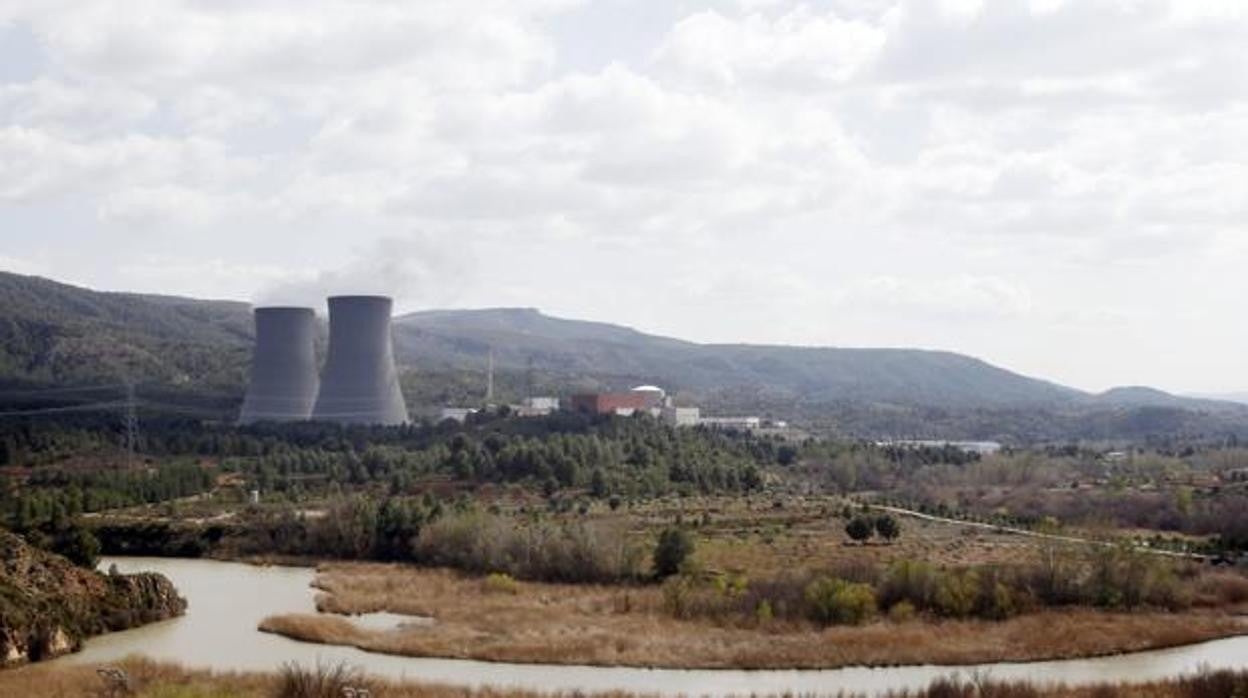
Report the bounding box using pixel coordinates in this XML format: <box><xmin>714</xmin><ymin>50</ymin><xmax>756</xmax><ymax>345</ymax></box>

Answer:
<box><xmin>311</xmin><ymin>295</ymin><xmax>409</xmax><ymax>425</ymax></box>
<box><xmin>239</xmin><ymin>307</ymin><xmax>320</xmax><ymax>425</ymax></box>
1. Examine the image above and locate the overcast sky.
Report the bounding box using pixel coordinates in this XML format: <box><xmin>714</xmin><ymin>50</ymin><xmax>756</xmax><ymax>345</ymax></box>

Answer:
<box><xmin>1</xmin><ymin>0</ymin><xmax>1246</xmax><ymax>394</ymax></box>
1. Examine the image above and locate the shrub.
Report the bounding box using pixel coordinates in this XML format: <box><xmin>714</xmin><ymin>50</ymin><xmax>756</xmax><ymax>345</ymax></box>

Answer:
<box><xmin>933</xmin><ymin>569</ymin><xmax>979</xmax><ymax>618</ymax></box>
<box><xmin>278</xmin><ymin>662</ymin><xmax>367</xmax><ymax>698</ymax></box>
<box><xmin>804</xmin><ymin>576</ymin><xmax>877</xmax><ymax>626</ymax></box>
<box><xmin>483</xmin><ymin>572</ymin><xmax>519</xmax><ymax>595</ymax></box>
<box><xmin>756</xmin><ymin>599</ymin><xmax>774</xmax><ymax>624</ymax></box>
<box><xmin>888</xmin><ymin>600</ymin><xmax>917</xmax><ymax>623</ymax></box>
<box><xmin>416</xmin><ymin>512</ymin><xmax>641</xmax><ymax>584</ymax></box>
<box><xmin>880</xmin><ymin>559</ymin><xmax>939</xmax><ymax>609</ymax></box>
<box><xmin>654</xmin><ymin>527</ymin><xmax>695</xmax><ymax>579</ymax></box>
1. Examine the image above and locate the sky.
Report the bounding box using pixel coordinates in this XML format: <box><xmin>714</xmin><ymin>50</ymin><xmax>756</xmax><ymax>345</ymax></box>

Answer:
<box><xmin>1</xmin><ymin>0</ymin><xmax>1246</xmax><ymax>394</ymax></box>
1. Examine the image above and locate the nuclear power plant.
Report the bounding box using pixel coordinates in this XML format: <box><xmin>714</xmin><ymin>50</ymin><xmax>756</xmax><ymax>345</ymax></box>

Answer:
<box><xmin>312</xmin><ymin>295</ymin><xmax>408</xmax><ymax>425</ymax></box>
<box><xmin>238</xmin><ymin>307</ymin><xmax>320</xmax><ymax>424</ymax></box>
<box><xmin>240</xmin><ymin>295</ymin><xmax>409</xmax><ymax>426</ymax></box>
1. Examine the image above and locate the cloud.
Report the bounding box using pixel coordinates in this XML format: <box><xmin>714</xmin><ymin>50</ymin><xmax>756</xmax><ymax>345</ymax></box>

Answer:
<box><xmin>256</xmin><ymin>234</ymin><xmax>476</xmax><ymax>312</ymax></box>
<box><xmin>0</xmin><ymin>0</ymin><xmax>1246</xmax><ymax>392</ymax></box>
<box><xmin>653</xmin><ymin>7</ymin><xmax>886</xmax><ymax>89</ymax></box>
<box><xmin>841</xmin><ymin>275</ymin><xmax>1034</xmax><ymax>320</ymax></box>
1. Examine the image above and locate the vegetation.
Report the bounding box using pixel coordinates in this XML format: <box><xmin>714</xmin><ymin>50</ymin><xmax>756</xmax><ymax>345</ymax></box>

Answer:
<box><xmin>652</xmin><ymin>528</ymin><xmax>694</xmax><ymax>579</ymax></box>
<box><xmin>9</xmin><ymin>271</ymin><xmax>1248</xmax><ymax>443</ymax></box>
<box><xmin>258</xmin><ymin>562</ymin><xmax>1247</xmax><ymax>671</ymax></box>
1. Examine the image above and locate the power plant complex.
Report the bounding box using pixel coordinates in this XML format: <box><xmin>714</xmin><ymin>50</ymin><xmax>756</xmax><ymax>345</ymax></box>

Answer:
<box><xmin>240</xmin><ymin>295</ymin><xmax>408</xmax><ymax>426</ymax></box>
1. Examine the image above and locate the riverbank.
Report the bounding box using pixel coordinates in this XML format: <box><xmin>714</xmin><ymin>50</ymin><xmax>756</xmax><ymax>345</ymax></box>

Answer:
<box><xmin>259</xmin><ymin>562</ymin><xmax>1248</xmax><ymax>671</ymax></box>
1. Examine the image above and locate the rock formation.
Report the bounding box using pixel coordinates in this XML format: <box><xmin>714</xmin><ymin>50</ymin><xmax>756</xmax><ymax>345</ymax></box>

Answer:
<box><xmin>0</xmin><ymin>529</ymin><xmax>186</xmax><ymax>666</ymax></box>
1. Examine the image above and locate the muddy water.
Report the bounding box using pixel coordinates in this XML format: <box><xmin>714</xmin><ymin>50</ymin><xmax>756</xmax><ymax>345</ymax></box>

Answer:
<box><xmin>57</xmin><ymin>557</ymin><xmax>1248</xmax><ymax>697</ymax></box>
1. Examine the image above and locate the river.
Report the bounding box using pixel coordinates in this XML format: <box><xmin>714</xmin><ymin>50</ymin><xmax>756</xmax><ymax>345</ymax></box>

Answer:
<box><xmin>54</xmin><ymin>557</ymin><xmax>1248</xmax><ymax>697</ymax></box>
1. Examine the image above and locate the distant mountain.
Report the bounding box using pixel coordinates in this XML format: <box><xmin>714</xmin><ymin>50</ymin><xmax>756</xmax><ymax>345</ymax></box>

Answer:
<box><xmin>2</xmin><ymin>270</ymin><xmax>1246</xmax><ymax>442</ymax></box>
<box><xmin>1186</xmin><ymin>392</ymin><xmax>1248</xmax><ymax>406</ymax></box>
<box><xmin>393</xmin><ymin>307</ymin><xmax>1083</xmax><ymax>408</ymax></box>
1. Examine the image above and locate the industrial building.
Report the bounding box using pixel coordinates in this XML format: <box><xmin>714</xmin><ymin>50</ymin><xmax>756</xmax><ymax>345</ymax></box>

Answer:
<box><xmin>659</xmin><ymin>406</ymin><xmax>701</xmax><ymax>427</ymax></box>
<box><xmin>238</xmin><ymin>307</ymin><xmax>320</xmax><ymax>424</ymax></box>
<box><xmin>240</xmin><ymin>295</ymin><xmax>409</xmax><ymax>427</ymax></box>
<box><xmin>312</xmin><ymin>295</ymin><xmax>409</xmax><ymax>425</ymax></box>
<box><xmin>699</xmin><ymin>416</ymin><xmax>763</xmax><ymax>430</ymax></box>
<box><xmin>569</xmin><ymin>385</ymin><xmax>667</xmax><ymax>416</ymax></box>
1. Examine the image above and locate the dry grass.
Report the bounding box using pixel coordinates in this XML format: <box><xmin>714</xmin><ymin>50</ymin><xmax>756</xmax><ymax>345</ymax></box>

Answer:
<box><xmin>0</xmin><ymin>658</ymin><xmax>636</xmax><ymax>698</ymax></box>
<box><xmin>3</xmin><ymin>657</ymin><xmax>1247</xmax><ymax>698</ymax></box>
<box><xmin>259</xmin><ymin>562</ymin><xmax>1247</xmax><ymax>670</ymax></box>
<box><xmin>4</xmin><ymin>659</ymin><xmax>1243</xmax><ymax>694</ymax></box>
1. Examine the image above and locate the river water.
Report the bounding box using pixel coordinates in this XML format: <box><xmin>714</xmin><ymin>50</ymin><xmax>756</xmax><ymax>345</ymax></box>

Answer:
<box><xmin>56</xmin><ymin>557</ymin><xmax>1248</xmax><ymax>697</ymax></box>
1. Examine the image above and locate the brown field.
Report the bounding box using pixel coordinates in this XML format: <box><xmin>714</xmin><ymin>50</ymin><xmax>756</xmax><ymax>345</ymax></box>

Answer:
<box><xmin>259</xmin><ymin>563</ymin><xmax>1247</xmax><ymax>670</ymax></box>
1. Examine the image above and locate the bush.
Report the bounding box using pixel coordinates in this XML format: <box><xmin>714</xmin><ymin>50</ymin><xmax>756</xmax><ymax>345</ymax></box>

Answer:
<box><xmin>278</xmin><ymin>662</ymin><xmax>367</xmax><ymax>698</ymax></box>
<box><xmin>933</xmin><ymin>569</ymin><xmax>979</xmax><ymax>618</ymax></box>
<box><xmin>804</xmin><ymin>576</ymin><xmax>877</xmax><ymax>626</ymax></box>
<box><xmin>880</xmin><ymin>559</ymin><xmax>939</xmax><ymax>609</ymax></box>
<box><xmin>653</xmin><ymin>527</ymin><xmax>694</xmax><ymax>579</ymax></box>
<box><xmin>888</xmin><ymin>600</ymin><xmax>917</xmax><ymax>622</ymax></box>
<box><xmin>845</xmin><ymin>516</ymin><xmax>874</xmax><ymax>544</ymax></box>
<box><xmin>756</xmin><ymin>599</ymin><xmax>774</xmax><ymax>624</ymax></box>
<box><xmin>483</xmin><ymin>572</ymin><xmax>519</xmax><ymax>595</ymax></box>
<box><xmin>416</xmin><ymin>512</ymin><xmax>641</xmax><ymax>584</ymax></box>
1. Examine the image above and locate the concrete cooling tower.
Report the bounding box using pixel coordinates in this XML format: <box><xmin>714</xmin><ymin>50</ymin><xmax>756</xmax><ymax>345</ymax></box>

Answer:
<box><xmin>311</xmin><ymin>295</ymin><xmax>409</xmax><ymax>425</ymax></box>
<box><xmin>239</xmin><ymin>307</ymin><xmax>320</xmax><ymax>424</ymax></box>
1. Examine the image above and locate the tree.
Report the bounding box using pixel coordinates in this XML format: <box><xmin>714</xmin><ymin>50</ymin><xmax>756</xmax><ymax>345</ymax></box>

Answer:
<box><xmin>777</xmin><ymin>445</ymin><xmax>799</xmax><ymax>466</ymax></box>
<box><xmin>590</xmin><ymin>468</ymin><xmax>608</xmax><ymax>498</ymax></box>
<box><xmin>875</xmin><ymin>514</ymin><xmax>901</xmax><ymax>543</ymax></box>
<box><xmin>653</xmin><ymin>527</ymin><xmax>694</xmax><ymax>579</ymax></box>
<box><xmin>54</xmin><ymin>525</ymin><xmax>101</xmax><ymax>569</ymax></box>
<box><xmin>845</xmin><ymin>516</ymin><xmax>874</xmax><ymax>544</ymax></box>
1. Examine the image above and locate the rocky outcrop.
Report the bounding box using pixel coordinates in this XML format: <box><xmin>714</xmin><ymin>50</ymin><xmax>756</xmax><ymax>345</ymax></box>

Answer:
<box><xmin>0</xmin><ymin>530</ymin><xmax>186</xmax><ymax>667</ymax></box>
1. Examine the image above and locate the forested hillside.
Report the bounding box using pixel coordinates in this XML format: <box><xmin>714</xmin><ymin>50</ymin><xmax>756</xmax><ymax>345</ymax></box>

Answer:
<box><xmin>0</xmin><ymin>272</ymin><xmax>251</xmax><ymax>389</ymax></box>
<box><xmin>393</xmin><ymin>308</ymin><xmax>1083</xmax><ymax>408</ymax></box>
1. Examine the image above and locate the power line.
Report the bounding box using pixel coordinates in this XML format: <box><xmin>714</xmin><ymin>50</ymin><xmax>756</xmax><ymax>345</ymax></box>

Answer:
<box><xmin>0</xmin><ymin>401</ymin><xmax>130</xmax><ymax>418</ymax></box>
<box><xmin>0</xmin><ymin>383</ymin><xmax>130</xmax><ymax>398</ymax></box>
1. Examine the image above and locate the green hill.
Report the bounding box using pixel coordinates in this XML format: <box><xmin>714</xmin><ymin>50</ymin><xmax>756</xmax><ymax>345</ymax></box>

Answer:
<box><xmin>0</xmin><ymin>272</ymin><xmax>252</xmax><ymax>390</ymax></box>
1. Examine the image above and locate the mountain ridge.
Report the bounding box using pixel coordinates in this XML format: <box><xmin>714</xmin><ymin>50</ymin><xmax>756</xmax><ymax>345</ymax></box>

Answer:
<box><xmin>2</xmin><ymin>270</ymin><xmax>1245</xmax><ymax>441</ymax></box>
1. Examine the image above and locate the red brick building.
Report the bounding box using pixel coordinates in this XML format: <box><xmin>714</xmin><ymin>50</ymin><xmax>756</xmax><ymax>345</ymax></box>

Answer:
<box><xmin>569</xmin><ymin>390</ymin><xmax>664</xmax><ymax>415</ymax></box>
